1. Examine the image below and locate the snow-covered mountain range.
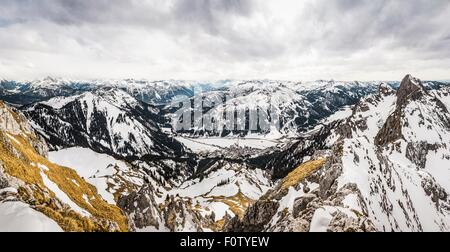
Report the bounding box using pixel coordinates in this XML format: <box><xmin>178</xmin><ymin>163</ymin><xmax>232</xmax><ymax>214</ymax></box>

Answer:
<box><xmin>165</xmin><ymin>80</ymin><xmax>380</xmax><ymax>137</ymax></box>
<box><xmin>0</xmin><ymin>77</ymin><xmax>198</xmax><ymax>105</ymax></box>
<box><xmin>1</xmin><ymin>75</ymin><xmax>449</xmax><ymax>232</ymax></box>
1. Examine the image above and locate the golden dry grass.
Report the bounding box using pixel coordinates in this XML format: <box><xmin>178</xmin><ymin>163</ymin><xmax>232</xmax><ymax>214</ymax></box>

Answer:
<box><xmin>280</xmin><ymin>159</ymin><xmax>326</xmax><ymax>190</ymax></box>
<box><xmin>108</xmin><ymin>170</ymin><xmax>139</xmax><ymax>202</ymax></box>
<box><xmin>208</xmin><ymin>219</ymin><xmax>225</xmax><ymax>232</ymax></box>
<box><xmin>207</xmin><ymin>191</ymin><xmax>255</xmax><ymax>219</ymax></box>
<box><xmin>0</xmin><ymin>126</ymin><xmax>128</xmax><ymax>231</ymax></box>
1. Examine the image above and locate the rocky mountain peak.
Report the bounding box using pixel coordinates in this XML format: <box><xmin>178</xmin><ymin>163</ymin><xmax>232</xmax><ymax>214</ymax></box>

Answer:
<box><xmin>43</xmin><ymin>76</ymin><xmax>58</xmax><ymax>82</ymax></box>
<box><xmin>396</xmin><ymin>74</ymin><xmax>425</xmax><ymax>106</ymax></box>
<box><xmin>375</xmin><ymin>74</ymin><xmax>450</xmax><ymax>147</ymax></box>
<box><xmin>0</xmin><ymin>100</ymin><xmax>32</xmax><ymax>135</ymax></box>
<box><xmin>378</xmin><ymin>82</ymin><xmax>395</xmax><ymax>96</ymax></box>
<box><xmin>92</xmin><ymin>88</ymin><xmax>140</xmax><ymax>107</ymax></box>
<box><xmin>375</xmin><ymin>75</ymin><xmax>426</xmax><ymax>146</ymax></box>
<box><xmin>0</xmin><ymin>100</ymin><xmax>49</xmax><ymax>156</ymax></box>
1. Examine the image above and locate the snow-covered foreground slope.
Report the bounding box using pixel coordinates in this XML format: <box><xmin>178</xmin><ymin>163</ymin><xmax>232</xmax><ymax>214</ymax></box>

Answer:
<box><xmin>49</xmin><ymin>147</ymin><xmax>144</xmax><ymax>205</ymax></box>
<box><xmin>0</xmin><ymin>201</ymin><xmax>63</xmax><ymax>232</ymax></box>
<box><xmin>46</xmin><ymin>144</ymin><xmax>273</xmax><ymax>232</ymax></box>
<box><xmin>170</xmin><ymin>163</ymin><xmax>272</xmax><ymax>222</ymax></box>
<box><xmin>53</xmin><ymin>148</ymin><xmax>273</xmax><ymax>231</ymax></box>
<box><xmin>226</xmin><ymin>75</ymin><xmax>450</xmax><ymax>232</ymax></box>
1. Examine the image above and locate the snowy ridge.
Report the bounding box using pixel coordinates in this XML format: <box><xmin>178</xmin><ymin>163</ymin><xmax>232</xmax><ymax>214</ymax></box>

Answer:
<box><xmin>226</xmin><ymin>75</ymin><xmax>450</xmax><ymax>232</ymax></box>
<box><xmin>333</xmin><ymin>76</ymin><xmax>450</xmax><ymax>231</ymax></box>
<box><xmin>48</xmin><ymin>147</ymin><xmax>144</xmax><ymax>205</ymax></box>
<box><xmin>0</xmin><ymin>201</ymin><xmax>62</xmax><ymax>232</ymax></box>
<box><xmin>1</xmin><ymin>77</ymin><xmax>201</xmax><ymax>105</ymax></box>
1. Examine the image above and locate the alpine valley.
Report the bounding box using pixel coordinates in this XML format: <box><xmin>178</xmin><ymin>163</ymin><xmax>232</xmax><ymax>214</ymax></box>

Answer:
<box><xmin>0</xmin><ymin>75</ymin><xmax>449</xmax><ymax>232</ymax></box>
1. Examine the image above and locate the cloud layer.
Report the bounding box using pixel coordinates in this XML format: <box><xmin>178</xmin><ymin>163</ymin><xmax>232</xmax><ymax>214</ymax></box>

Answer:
<box><xmin>0</xmin><ymin>0</ymin><xmax>449</xmax><ymax>81</ymax></box>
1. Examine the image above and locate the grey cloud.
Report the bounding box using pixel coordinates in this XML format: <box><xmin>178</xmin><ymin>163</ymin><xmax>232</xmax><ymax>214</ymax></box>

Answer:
<box><xmin>294</xmin><ymin>0</ymin><xmax>450</xmax><ymax>55</ymax></box>
<box><xmin>0</xmin><ymin>0</ymin><xmax>263</xmax><ymax>59</ymax></box>
<box><xmin>0</xmin><ymin>0</ymin><xmax>449</xmax><ymax>80</ymax></box>
<box><xmin>172</xmin><ymin>0</ymin><xmax>253</xmax><ymax>36</ymax></box>
<box><xmin>0</xmin><ymin>0</ymin><xmax>252</xmax><ymax>27</ymax></box>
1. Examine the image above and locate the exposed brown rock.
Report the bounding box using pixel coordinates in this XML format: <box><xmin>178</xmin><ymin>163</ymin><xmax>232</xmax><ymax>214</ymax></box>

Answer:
<box><xmin>118</xmin><ymin>184</ymin><xmax>161</xmax><ymax>230</ymax></box>
<box><xmin>224</xmin><ymin>200</ymin><xmax>279</xmax><ymax>232</ymax></box>
<box><xmin>375</xmin><ymin>75</ymin><xmax>425</xmax><ymax>146</ymax></box>
<box><xmin>396</xmin><ymin>74</ymin><xmax>425</xmax><ymax>107</ymax></box>
<box><xmin>375</xmin><ymin>109</ymin><xmax>403</xmax><ymax>146</ymax></box>
<box><xmin>293</xmin><ymin>194</ymin><xmax>316</xmax><ymax>218</ymax></box>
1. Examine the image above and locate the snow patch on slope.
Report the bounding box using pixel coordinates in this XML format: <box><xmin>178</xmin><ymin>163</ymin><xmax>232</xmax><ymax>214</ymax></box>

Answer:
<box><xmin>0</xmin><ymin>201</ymin><xmax>63</xmax><ymax>232</ymax></box>
<box><xmin>48</xmin><ymin>147</ymin><xmax>137</xmax><ymax>204</ymax></box>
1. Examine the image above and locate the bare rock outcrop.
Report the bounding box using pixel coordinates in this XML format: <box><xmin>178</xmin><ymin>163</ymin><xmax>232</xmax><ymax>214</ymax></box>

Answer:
<box><xmin>118</xmin><ymin>184</ymin><xmax>162</xmax><ymax>231</ymax></box>
<box><xmin>224</xmin><ymin>200</ymin><xmax>280</xmax><ymax>232</ymax></box>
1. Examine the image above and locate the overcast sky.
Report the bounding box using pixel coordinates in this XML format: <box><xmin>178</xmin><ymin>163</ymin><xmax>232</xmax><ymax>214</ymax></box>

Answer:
<box><xmin>0</xmin><ymin>0</ymin><xmax>449</xmax><ymax>81</ymax></box>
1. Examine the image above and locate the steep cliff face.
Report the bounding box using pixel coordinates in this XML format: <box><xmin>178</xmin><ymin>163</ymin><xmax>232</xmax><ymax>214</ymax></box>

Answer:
<box><xmin>343</xmin><ymin>75</ymin><xmax>450</xmax><ymax>231</ymax></box>
<box><xmin>375</xmin><ymin>74</ymin><xmax>450</xmax><ymax>146</ymax></box>
<box><xmin>0</xmin><ymin>101</ymin><xmax>128</xmax><ymax>232</ymax></box>
<box><xmin>227</xmin><ymin>75</ymin><xmax>450</xmax><ymax>232</ymax></box>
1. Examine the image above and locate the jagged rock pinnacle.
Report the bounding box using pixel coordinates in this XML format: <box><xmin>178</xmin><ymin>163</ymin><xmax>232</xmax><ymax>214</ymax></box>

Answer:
<box><xmin>375</xmin><ymin>75</ymin><xmax>424</xmax><ymax>146</ymax></box>
<box><xmin>397</xmin><ymin>74</ymin><xmax>424</xmax><ymax>106</ymax></box>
